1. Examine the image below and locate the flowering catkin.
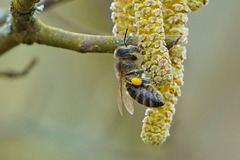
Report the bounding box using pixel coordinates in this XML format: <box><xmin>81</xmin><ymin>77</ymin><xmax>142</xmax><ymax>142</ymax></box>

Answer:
<box><xmin>140</xmin><ymin>0</ymin><xmax>190</xmax><ymax>145</ymax></box>
<box><xmin>111</xmin><ymin>0</ymin><xmax>208</xmax><ymax>145</ymax></box>
<box><xmin>110</xmin><ymin>0</ymin><xmax>137</xmax><ymax>36</ymax></box>
<box><xmin>187</xmin><ymin>0</ymin><xmax>208</xmax><ymax>11</ymax></box>
<box><xmin>134</xmin><ymin>0</ymin><xmax>173</xmax><ymax>86</ymax></box>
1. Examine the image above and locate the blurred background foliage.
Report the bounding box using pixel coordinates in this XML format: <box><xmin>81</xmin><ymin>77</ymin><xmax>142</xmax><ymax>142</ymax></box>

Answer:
<box><xmin>0</xmin><ymin>0</ymin><xmax>240</xmax><ymax>159</ymax></box>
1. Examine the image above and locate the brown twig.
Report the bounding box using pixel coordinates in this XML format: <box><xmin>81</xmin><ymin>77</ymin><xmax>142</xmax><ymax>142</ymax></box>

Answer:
<box><xmin>0</xmin><ymin>58</ymin><xmax>37</xmax><ymax>78</ymax></box>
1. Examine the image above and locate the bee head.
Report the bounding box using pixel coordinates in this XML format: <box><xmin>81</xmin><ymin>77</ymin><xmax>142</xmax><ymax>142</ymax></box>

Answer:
<box><xmin>114</xmin><ymin>29</ymin><xmax>141</xmax><ymax>60</ymax></box>
<box><xmin>114</xmin><ymin>45</ymin><xmax>140</xmax><ymax>60</ymax></box>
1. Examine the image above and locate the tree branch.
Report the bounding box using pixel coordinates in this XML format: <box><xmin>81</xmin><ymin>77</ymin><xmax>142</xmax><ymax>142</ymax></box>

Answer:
<box><xmin>11</xmin><ymin>0</ymin><xmax>40</xmax><ymax>15</ymax></box>
<box><xmin>34</xmin><ymin>20</ymin><xmax>180</xmax><ymax>53</ymax></box>
<box><xmin>0</xmin><ymin>34</ymin><xmax>19</xmax><ymax>55</ymax></box>
<box><xmin>0</xmin><ymin>22</ymin><xmax>20</xmax><ymax>55</ymax></box>
<box><xmin>34</xmin><ymin>20</ymin><xmax>138</xmax><ymax>53</ymax></box>
<box><xmin>0</xmin><ymin>0</ymin><xmax>181</xmax><ymax>55</ymax></box>
<box><xmin>0</xmin><ymin>0</ymin><xmax>73</xmax><ymax>25</ymax></box>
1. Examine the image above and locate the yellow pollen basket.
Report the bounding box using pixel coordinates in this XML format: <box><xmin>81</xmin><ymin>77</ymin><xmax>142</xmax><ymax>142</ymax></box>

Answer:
<box><xmin>131</xmin><ymin>77</ymin><xmax>142</xmax><ymax>86</ymax></box>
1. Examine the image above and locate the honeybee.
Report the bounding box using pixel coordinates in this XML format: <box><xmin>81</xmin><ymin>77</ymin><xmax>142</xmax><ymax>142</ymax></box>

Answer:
<box><xmin>114</xmin><ymin>30</ymin><xmax>165</xmax><ymax>115</ymax></box>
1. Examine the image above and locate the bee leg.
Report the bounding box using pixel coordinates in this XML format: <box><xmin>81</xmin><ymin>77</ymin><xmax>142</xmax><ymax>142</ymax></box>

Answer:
<box><xmin>0</xmin><ymin>58</ymin><xmax>38</xmax><ymax>78</ymax></box>
<box><xmin>126</xmin><ymin>69</ymin><xmax>144</xmax><ymax>76</ymax></box>
<box><xmin>126</xmin><ymin>77</ymin><xmax>131</xmax><ymax>83</ymax></box>
<box><xmin>141</xmin><ymin>79</ymin><xmax>154</xmax><ymax>85</ymax></box>
<box><xmin>126</xmin><ymin>77</ymin><xmax>153</xmax><ymax>86</ymax></box>
<box><xmin>125</xmin><ymin>36</ymin><xmax>131</xmax><ymax>45</ymax></box>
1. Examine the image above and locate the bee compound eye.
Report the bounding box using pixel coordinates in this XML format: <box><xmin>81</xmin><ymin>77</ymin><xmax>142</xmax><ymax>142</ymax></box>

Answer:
<box><xmin>131</xmin><ymin>77</ymin><xmax>142</xmax><ymax>86</ymax></box>
<box><xmin>118</xmin><ymin>49</ymin><xmax>130</xmax><ymax>55</ymax></box>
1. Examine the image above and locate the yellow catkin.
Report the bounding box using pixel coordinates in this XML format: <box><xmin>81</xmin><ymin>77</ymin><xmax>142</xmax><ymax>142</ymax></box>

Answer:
<box><xmin>141</xmin><ymin>106</ymin><xmax>175</xmax><ymax>145</ymax></box>
<box><xmin>134</xmin><ymin>0</ymin><xmax>173</xmax><ymax>86</ymax></box>
<box><xmin>110</xmin><ymin>0</ymin><xmax>137</xmax><ymax>36</ymax></box>
<box><xmin>140</xmin><ymin>43</ymin><xmax>186</xmax><ymax>145</ymax></box>
<box><xmin>187</xmin><ymin>0</ymin><xmax>209</xmax><ymax>11</ymax></box>
<box><xmin>111</xmin><ymin>0</ymin><xmax>208</xmax><ymax>145</ymax></box>
<box><xmin>141</xmin><ymin>0</ymin><xmax>190</xmax><ymax>145</ymax></box>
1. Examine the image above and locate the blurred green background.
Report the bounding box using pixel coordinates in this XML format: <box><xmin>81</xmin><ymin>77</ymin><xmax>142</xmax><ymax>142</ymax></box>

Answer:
<box><xmin>0</xmin><ymin>0</ymin><xmax>240</xmax><ymax>160</ymax></box>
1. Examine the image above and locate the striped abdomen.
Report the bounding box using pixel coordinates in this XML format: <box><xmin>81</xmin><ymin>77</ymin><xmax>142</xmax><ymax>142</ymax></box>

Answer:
<box><xmin>126</xmin><ymin>83</ymin><xmax>165</xmax><ymax>107</ymax></box>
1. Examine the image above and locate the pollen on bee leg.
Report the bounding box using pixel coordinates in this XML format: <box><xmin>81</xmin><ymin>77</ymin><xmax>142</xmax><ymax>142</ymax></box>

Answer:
<box><xmin>131</xmin><ymin>77</ymin><xmax>142</xmax><ymax>86</ymax></box>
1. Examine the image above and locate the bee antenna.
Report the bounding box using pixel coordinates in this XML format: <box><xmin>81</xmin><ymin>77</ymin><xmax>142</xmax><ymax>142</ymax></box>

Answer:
<box><xmin>126</xmin><ymin>36</ymin><xmax>131</xmax><ymax>45</ymax></box>
<box><xmin>124</xmin><ymin>29</ymin><xmax>128</xmax><ymax>47</ymax></box>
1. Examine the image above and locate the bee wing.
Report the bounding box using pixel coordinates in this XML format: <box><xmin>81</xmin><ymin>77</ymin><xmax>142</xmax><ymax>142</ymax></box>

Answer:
<box><xmin>117</xmin><ymin>80</ymin><xmax>124</xmax><ymax>116</ymax></box>
<box><xmin>116</xmin><ymin>77</ymin><xmax>134</xmax><ymax>115</ymax></box>
<box><xmin>122</xmin><ymin>85</ymin><xmax>134</xmax><ymax>115</ymax></box>
<box><xmin>115</xmin><ymin>63</ymin><xmax>134</xmax><ymax>115</ymax></box>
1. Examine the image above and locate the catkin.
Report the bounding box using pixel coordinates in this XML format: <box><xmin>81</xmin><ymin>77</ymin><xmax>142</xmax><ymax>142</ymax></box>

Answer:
<box><xmin>187</xmin><ymin>0</ymin><xmax>208</xmax><ymax>11</ymax></box>
<box><xmin>110</xmin><ymin>0</ymin><xmax>208</xmax><ymax>145</ymax></box>
<box><xmin>134</xmin><ymin>0</ymin><xmax>173</xmax><ymax>86</ymax></box>
<box><xmin>140</xmin><ymin>0</ymin><xmax>189</xmax><ymax>145</ymax></box>
<box><xmin>110</xmin><ymin>0</ymin><xmax>137</xmax><ymax>36</ymax></box>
